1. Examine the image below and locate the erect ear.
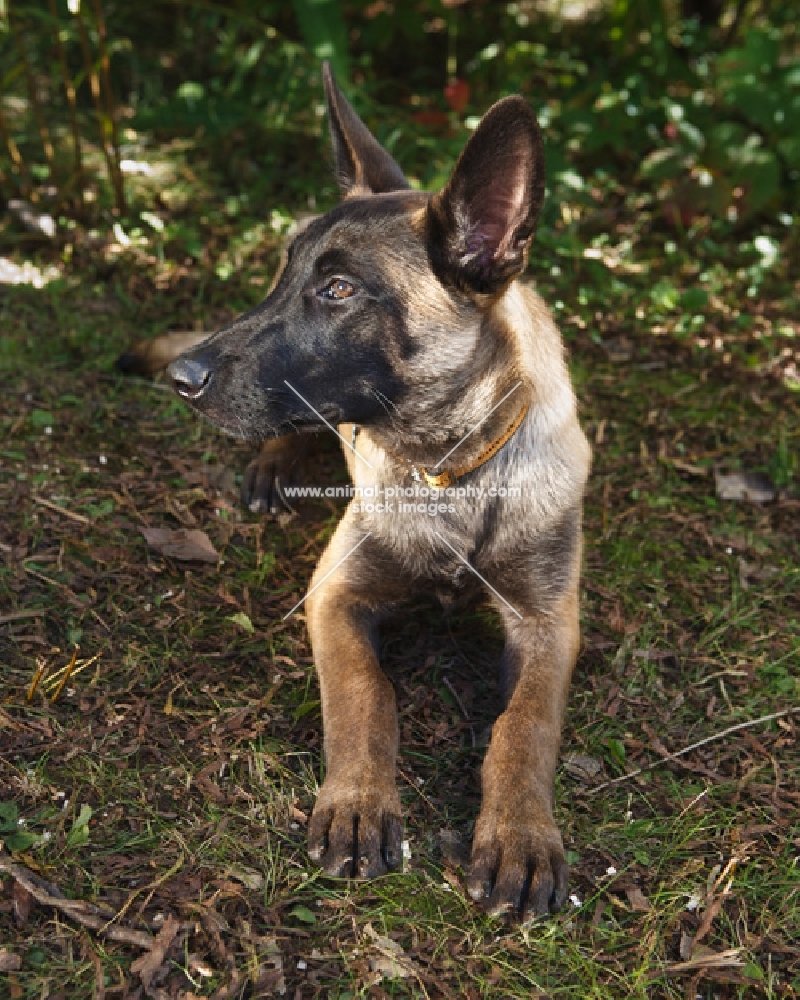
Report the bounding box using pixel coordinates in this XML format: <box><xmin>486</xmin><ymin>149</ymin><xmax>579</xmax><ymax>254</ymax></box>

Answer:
<box><xmin>322</xmin><ymin>61</ymin><xmax>409</xmax><ymax>198</ymax></box>
<box><xmin>427</xmin><ymin>96</ymin><xmax>545</xmax><ymax>295</ymax></box>
<box><xmin>322</xmin><ymin>62</ymin><xmax>409</xmax><ymax>198</ymax></box>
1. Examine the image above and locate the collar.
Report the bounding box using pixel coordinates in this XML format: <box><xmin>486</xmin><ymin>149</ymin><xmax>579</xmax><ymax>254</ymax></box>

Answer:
<box><xmin>411</xmin><ymin>401</ymin><xmax>529</xmax><ymax>489</ymax></box>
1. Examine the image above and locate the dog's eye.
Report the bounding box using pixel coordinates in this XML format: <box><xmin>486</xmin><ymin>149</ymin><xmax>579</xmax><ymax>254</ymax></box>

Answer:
<box><xmin>320</xmin><ymin>278</ymin><xmax>356</xmax><ymax>301</ymax></box>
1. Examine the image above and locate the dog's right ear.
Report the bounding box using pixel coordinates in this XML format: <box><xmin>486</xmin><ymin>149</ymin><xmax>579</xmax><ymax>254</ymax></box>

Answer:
<box><xmin>322</xmin><ymin>62</ymin><xmax>409</xmax><ymax>198</ymax></box>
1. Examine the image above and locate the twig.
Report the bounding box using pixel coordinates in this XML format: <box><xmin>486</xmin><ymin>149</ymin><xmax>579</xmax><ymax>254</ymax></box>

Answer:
<box><xmin>48</xmin><ymin>0</ymin><xmax>85</xmax><ymax>211</ymax></box>
<box><xmin>33</xmin><ymin>496</ymin><xmax>93</xmax><ymax>525</ymax></box>
<box><xmin>0</xmin><ymin>609</ymin><xmax>45</xmax><ymax>625</ymax></box>
<box><xmin>22</xmin><ymin>564</ymin><xmax>85</xmax><ymax>607</ymax></box>
<box><xmin>0</xmin><ymin>855</ymin><xmax>155</xmax><ymax>950</ymax></box>
<box><xmin>101</xmin><ymin>854</ymin><xmax>185</xmax><ymax>933</ymax></box>
<box><xmin>586</xmin><ymin>708</ymin><xmax>800</xmax><ymax>795</ymax></box>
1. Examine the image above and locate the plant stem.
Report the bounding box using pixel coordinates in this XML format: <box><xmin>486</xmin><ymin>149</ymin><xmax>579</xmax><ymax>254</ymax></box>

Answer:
<box><xmin>74</xmin><ymin>0</ymin><xmax>126</xmax><ymax>214</ymax></box>
<box><xmin>9</xmin><ymin>3</ymin><xmax>56</xmax><ymax>177</ymax></box>
<box><xmin>48</xmin><ymin>0</ymin><xmax>85</xmax><ymax>213</ymax></box>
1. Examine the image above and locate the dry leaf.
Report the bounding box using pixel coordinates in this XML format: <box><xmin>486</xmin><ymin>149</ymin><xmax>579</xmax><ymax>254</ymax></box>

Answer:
<box><xmin>625</xmin><ymin>885</ymin><xmax>651</xmax><ymax>912</ymax></box>
<box><xmin>563</xmin><ymin>754</ymin><xmax>603</xmax><ymax>783</ymax></box>
<box><xmin>738</xmin><ymin>558</ymin><xmax>779</xmax><ymax>590</ymax></box>
<box><xmin>671</xmin><ymin>458</ymin><xmax>709</xmax><ymax>477</ymax></box>
<box><xmin>12</xmin><ymin>881</ymin><xmax>31</xmax><ymax>924</ymax></box>
<box><xmin>226</xmin><ymin>866</ymin><xmax>264</xmax><ymax>891</ymax></box>
<box><xmin>714</xmin><ymin>470</ymin><xmax>776</xmax><ymax>503</ymax></box>
<box><xmin>363</xmin><ymin>922</ymin><xmax>419</xmax><ymax>982</ymax></box>
<box><xmin>141</xmin><ymin>527</ymin><xmax>219</xmax><ymax>563</ymax></box>
<box><xmin>0</xmin><ymin>949</ymin><xmax>22</xmax><ymax>972</ymax></box>
<box><xmin>369</xmin><ymin>953</ymin><xmax>412</xmax><ymax>980</ymax></box>
<box><xmin>130</xmin><ymin>913</ymin><xmax>181</xmax><ymax>990</ymax></box>
<box><xmin>653</xmin><ymin>947</ymin><xmax>745</xmax><ymax>977</ymax></box>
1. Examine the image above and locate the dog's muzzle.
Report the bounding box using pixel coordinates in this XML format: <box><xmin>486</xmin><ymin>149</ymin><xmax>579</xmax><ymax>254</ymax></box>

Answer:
<box><xmin>167</xmin><ymin>356</ymin><xmax>213</xmax><ymax>400</ymax></box>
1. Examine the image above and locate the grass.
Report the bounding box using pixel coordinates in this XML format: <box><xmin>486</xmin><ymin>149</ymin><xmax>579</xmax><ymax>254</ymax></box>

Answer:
<box><xmin>1</xmin><ymin>143</ymin><xmax>799</xmax><ymax>999</ymax></box>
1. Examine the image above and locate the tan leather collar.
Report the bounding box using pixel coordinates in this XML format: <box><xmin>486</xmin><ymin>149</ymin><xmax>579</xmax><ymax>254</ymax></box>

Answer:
<box><xmin>411</xmin><ymin>402</ymin><xmax>529</xmax><ymax>489</ymax></box>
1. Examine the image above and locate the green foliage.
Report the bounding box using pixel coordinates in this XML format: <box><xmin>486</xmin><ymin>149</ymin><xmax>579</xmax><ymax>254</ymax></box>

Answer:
<box><xmin>291</xmin><ymin>0</ymin><xmax>349</xmax><ymax>84</ymax></box>
<box><xmin>0</xmin><ymin>800</ymin><xmax>39</xmax><ymax>852</ymax></box>
<box><xmin>1</xmin><ymin>0</ymin><xmax>798</xmax><ymax>241</ymax></box>
<box><xmin>227</xmin><ymin>611</ymin><xmax>255</xmax><ymax>633</ymax></box>
<box><xmin>65</xmin><ymin>802</ymin><xmax>93</xmax><ymax>849</ymax></box>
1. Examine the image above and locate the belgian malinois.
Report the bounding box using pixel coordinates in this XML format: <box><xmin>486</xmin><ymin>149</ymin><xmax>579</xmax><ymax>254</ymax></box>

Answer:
<box><xmin>163</xmin><ymin>65</ymin><xmax>590</xmax><ymax>918</ymax></box>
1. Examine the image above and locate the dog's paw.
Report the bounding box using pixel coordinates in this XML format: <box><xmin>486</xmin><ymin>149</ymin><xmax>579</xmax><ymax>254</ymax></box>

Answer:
<box><xmin>240</xmin><ymin>452</ymin><xmax>291</xmax><ymax>514</ymax></box>
<box><xmin>308</xmin><ymin>783</ymin><xmax>403</xmax><ymax>879</ymax></box>
<box><xmin>240</xmin><ymin>436</ymin><xmax>310</xmax><ymax>514</ymax></box>
<box><xmin>466</xmin><ymin>809</ymin><xmax>568</xmax><ymax>920</ymax></box>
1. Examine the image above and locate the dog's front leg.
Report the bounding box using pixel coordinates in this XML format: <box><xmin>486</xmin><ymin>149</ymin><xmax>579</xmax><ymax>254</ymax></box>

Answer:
<box><xmin>304</xmin><ymin>536</ymin><xmax>403</xmax><ymax>879</ymax></box>
<box><xmin>468</xmin><ymin>588</ymin><xmax>579</xmax><ymax>919</ymax></box>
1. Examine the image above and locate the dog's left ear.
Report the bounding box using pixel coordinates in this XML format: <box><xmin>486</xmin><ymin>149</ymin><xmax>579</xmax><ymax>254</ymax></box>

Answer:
<box><xmin>427</xmin><ymin>96</ymin><xmax>545</xmax><ymax>294</ymax></box>
<box><xmin>322</xmin><ymin>62</ymin><xmax>409</xmax><ymax>198</ymax></box>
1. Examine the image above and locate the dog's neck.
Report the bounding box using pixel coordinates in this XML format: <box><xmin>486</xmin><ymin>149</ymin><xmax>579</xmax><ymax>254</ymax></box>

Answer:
<box><xmin>362</xmin><ymin>373</ymin><xmax>531</xmax><ymax>476</ymax></box>
<box><xmin>363</xmin><ymin>281</ymin><xmax>544</xmax><ymax>469</ymax></box>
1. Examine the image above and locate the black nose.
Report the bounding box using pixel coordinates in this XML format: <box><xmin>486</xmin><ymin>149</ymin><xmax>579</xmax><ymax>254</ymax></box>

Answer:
<box><xmin>167</xmin><ymin>356</ymin><xmax>213</xmax><ymax>399</ymax></box>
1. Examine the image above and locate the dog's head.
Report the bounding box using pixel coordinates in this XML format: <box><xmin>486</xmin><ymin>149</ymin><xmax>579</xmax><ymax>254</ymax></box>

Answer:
<box><xmin>167</xmin><ymin>64</ymin><xmax>545</xmax><ymax>442</ymax></box>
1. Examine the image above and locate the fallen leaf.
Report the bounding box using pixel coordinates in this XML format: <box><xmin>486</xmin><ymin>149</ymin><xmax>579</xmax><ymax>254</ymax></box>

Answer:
<box><xmin>141</xmin><ymin>527</ymin><xmax>219</xmax><ymax>563</ymax></box>
<box><xmin>12</xmin><ymin>881</ymin><xmax>31</xmax><ymax>924</ymax></box>
<box><xmin>563</xmin><ymin>755</ymin><xmax>603</xmax><ymax>783</ymax></box>
<box><xmin>738</xmin><ymin>558</ymin><xmax>779</xmax><ymax>590</ymax></box>
<box><xmin>625</xmin><ymin>885</ymin><xmax>651</xmax><ymax>912</ymax></box>
<box><xmin>194</xmin><ymin>761</ymin><xmax>228</xmax><ymax>804</ymax></box>
<box><xmin>291</xmin><ymin>805</ymin><xmax>308</xmax><ymax>825</ymax></box>
<box><xmin>363</xmin><ymin>922</ymin><xmax>420</xmax><ymax>983</ymax></box>
<box><xmin>714</xmin><ymin>470</ymin><xmax>776</xmax><ymax>503</ymax></box>
<box><xmin>130</xmin><ymin>913</ymin><xmax>180</xmax><ymax>990</ymax></box>
<box><xmin>369</xmin><ymin>953</ymin><xmax>412</xmax><ymax>980</ymax></box>
<box><xmin>0</xmin><ymin>949</ymin><xmax>22</xmax><ymax>972</ymax></box>
<box><xmin>226</xmin><ymin>866</ymin><xmax>264</xmax><ymax>891</ymax></box>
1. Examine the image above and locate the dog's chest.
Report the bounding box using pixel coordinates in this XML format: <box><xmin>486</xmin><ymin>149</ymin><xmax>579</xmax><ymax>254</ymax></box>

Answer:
<box><xmin>349</xmin><ymin>476</ymin><xmax>491</xmax><ymax>594</ymax></box>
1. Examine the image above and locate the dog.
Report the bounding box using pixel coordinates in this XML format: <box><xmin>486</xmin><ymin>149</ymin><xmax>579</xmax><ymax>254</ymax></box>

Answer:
<box><xmin>163</xmin><ymin>64</ymin><xmax>591</xmax><ymax>919</ymax></box>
